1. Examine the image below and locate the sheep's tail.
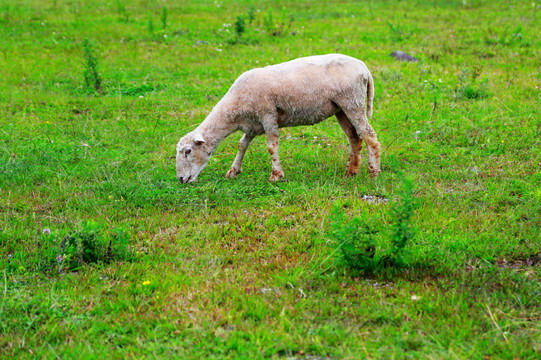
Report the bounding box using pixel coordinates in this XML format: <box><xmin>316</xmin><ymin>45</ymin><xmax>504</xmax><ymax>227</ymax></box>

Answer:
<box><xmin>366</xmin><ymin>72</ymin><xmax>374</xmax><ymax>118</ymax></box>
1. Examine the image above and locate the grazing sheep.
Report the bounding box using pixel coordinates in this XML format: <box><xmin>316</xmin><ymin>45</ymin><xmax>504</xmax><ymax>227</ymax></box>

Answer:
<box><xmin>176</xmin><ymin>53</ymin><xmax>380</xmax><ymax>183</ymax></box>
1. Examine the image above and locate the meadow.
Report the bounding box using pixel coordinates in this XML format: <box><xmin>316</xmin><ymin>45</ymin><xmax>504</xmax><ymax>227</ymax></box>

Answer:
<box><xmin>0</xmin><ymin>0</ymin><xmax>540</xmax><ymax>358</ymax></box>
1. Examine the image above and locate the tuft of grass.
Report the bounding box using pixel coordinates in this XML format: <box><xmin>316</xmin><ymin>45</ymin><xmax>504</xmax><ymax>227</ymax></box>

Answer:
<box><xmin>116</xmin><ymin>0</ymin><xmax>129</xmax><ymax>23</ymax></box>
<box><xmin>82</xmin><ymin>38</ymin><xmax>102</xmax><ymax>94</ymax></box>
<box><xmin>161</xmin><ymin>6</ymin><xmax>167</xmax><ymax>30</ymax></box>
<box><xmin>456</xmin><ymin>67</ymin><xmax>491</xmax><ymax>100</ymax></box>
<box><xmin>148</xmin><ymin>13</ymin><xmax>154</xmax><ymax>35</ymax></box>
<box><xmin>263</xmin><ymin>7</ymin><xmax>294</xmax><ymax>37</ymax></box>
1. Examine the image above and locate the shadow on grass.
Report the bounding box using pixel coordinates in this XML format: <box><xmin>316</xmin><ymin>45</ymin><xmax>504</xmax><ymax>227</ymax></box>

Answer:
<box><xmin>315</xmin><ymin>257</ymin><xmax>540</xmax><ymax>303</ymax></box>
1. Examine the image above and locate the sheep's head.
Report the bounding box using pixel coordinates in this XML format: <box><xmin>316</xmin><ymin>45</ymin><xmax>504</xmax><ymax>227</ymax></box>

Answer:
<box><xmin>176</xmin><ymin>132</ymin><xmax>210</xmax><ymax>183</ymax></box>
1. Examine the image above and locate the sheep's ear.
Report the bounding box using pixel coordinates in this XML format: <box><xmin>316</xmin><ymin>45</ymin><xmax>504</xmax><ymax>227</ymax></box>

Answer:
<box><xmin>193</xmin><ymin>133</ymin><xmax>206</xmax><ymax>145</ymax></box>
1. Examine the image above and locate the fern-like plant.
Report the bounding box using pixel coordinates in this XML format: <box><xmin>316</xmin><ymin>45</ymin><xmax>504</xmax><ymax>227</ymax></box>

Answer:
<box><xmin>82</xmin><ymin>38</ymin><xmax>102</xmax><ymax>94</ymax></box>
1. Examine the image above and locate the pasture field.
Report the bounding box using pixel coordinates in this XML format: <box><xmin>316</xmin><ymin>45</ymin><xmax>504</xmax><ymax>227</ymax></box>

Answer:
<box><xmin>0</xmin><ymin>0</ymin><xmax>540</xmax><ymax>358</ymax></box>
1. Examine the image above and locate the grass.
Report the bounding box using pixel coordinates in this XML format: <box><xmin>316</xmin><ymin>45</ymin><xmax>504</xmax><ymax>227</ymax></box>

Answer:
<box><xmin>0</xmin><ymin>0</ymin><xmax>540</xmax><ymax>358</ymax></box>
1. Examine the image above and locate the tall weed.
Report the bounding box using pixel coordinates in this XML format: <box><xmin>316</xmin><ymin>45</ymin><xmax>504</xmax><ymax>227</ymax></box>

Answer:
<box><xmin>82</xmin><ymin>38</ymin><xmax>102</xmax><ymax>94</ymax></box>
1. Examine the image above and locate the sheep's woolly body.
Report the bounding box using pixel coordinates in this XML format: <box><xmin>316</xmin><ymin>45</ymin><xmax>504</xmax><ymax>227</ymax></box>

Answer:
<box><xmin>176</xmin><ymin>54</ymin><xmax>380</xmax><ymax>183</ymax></box>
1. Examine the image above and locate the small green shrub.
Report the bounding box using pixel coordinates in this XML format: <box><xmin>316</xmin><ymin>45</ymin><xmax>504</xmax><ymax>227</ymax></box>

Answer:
<box><xmin>389</xmin><ymin>176</ymin><xmax>416</xmax><ymax>256</ymax></box>
<box><xmin>82</xmin><ymin>38</ymin><xmax>102</xmax><ymax>94</ymax></box>
<box><xmin>161</xmin><ymin>6</ymin><xmax>167</xmax><ymax>30</ymax></box>
<box><xmin>148</xmin><ymin>14</ymin><xmax>154</xmax><ymax>34</ymax></box>
<box><xmin>36</xmin><ymin>222</ymin><xmax>133</xmax><ymax>273</ymax></box>
<box><xmin>328</xmin><ymin>174</ymin><xmax>417</xmax><ymax>272</ymax></box>
<box><xmin>235</xmin><ymin>15</ymin><xmax>246</xmax><ymax>37</ymax></box>
<box><xmin>247</xmin><ymin>5</ymin><xmax>256</xmax><ymax>24</ymax></box>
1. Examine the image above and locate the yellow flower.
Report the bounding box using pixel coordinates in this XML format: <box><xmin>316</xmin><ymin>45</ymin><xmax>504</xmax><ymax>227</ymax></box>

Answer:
<box><xmin>142</xmin><ymin>280</ymin><xmax>150</xmax><ymax>286</ymax></box>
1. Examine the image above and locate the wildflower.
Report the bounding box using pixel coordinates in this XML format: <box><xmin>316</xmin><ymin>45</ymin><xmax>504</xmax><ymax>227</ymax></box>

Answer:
<box><xmin>143</xmin><ymin>280</ymin><xmax>151</xmax><ymax>286</ymax></box>
<box><xmin>42</xmin><ymin>228</ymin><xmax>52</xmax><ymax>235</ymax></box>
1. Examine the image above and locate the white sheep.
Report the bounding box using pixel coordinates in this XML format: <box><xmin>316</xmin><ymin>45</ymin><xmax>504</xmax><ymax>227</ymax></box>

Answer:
<box><xmin>176</xmin><ymin>53</ymin><xmax>381</xmax><ymax>183</ymax></box>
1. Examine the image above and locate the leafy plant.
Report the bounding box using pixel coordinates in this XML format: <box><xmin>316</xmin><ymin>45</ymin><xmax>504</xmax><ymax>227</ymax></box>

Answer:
<box><xmin>389</xmin><ymin>175</ymin><xmax>416</xmax><ymax>259</ymax></box>
<box><xmin>34</xmin><ymin>222</ymin><xmax>133</xmax><ymax>273</ymax></box>
<box><xmin>161</xmin><ymin>6</ymin><xmax>167</xmax><ymax>30</ymax></box>
<box><xmin>82</xmin><ymin>38</ymin><xmax>102</xmax><ymax>94</ymax></box>
<box><xmin>234</xmin><ymin>15</ymin><xmax>246</xmax><ymax>37</ymax></box>
<box><xmin>148</xmin><ymin>13</ymin><xmax>154</xmax><ymax>34</ymax></box>
<box><xmin>247</xmin><ymin>5</ymin><xmax>256</xmax><ymax>24</ymax></box>
<box><xmin>328</xmin><ymin>173</ymin><xmax>417</xmax><ymax>272</ymax></box>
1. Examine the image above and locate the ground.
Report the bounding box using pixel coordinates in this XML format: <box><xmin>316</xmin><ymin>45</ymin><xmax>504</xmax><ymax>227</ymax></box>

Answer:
<box><xmin>0</xmin><ymin>0</ymin><xmax>540</xmax><ymax>359</ymax></box>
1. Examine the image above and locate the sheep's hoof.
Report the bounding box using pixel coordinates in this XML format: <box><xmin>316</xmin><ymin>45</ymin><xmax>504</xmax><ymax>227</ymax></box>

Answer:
<box><xmin>269</xmin><ymin>170</ymin><xmax>285</xmax><ymax>182</ymax></box>
<box><xmin>226</xmin><ymin>168</ymin><xmax>241</xmax><ymax>179</ymax></box>
<box><xmin>344</xmin><ymin>169</ymin><xmax>359</xmax><ymax>177</ymax></box>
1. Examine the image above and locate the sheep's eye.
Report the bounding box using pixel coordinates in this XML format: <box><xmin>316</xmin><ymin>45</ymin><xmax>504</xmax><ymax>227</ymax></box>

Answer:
<box><xmin>184</xmin><ymin>149</ymin><xmax>192</xmax><ymax>156</ymax></box>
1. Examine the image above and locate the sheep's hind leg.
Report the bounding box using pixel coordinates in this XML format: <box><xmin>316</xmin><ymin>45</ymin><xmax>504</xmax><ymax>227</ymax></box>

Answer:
<box><xmin>226</xmin><ymin>133</ymin><xmax>255</xmax><ymax>179</ymax></box>
<box><xmin>262</xmin><ymin>119</ymin><xmax>284</xmax><ymax>182</ymax></box>
<box><xmin>341</xmin><ymin>109</ymin><xmax>381</xmax><ymax>177</ymax></box>
<box><xmin>336</xmin><ymin>111</ymin><xmax>363</xmax><ymax>176</ymax></box>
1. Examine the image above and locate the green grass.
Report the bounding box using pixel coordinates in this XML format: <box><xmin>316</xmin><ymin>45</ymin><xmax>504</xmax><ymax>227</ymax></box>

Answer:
<box><xmin>1</xmin><ymin>0</ymin><xmax>540</xmax><ymax>358</ymax></box>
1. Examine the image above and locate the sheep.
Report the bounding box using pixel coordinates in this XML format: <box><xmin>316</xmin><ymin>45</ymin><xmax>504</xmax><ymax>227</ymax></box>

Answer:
<box><xmin>176</xmin><ymin>53</ymin><xmax>381</xmax><ymax>183</ymax></box>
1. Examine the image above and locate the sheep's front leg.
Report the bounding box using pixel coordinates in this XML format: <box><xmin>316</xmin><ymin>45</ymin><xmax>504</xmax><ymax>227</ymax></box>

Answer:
<box><xmin>226</xmin><ymin>133</ymin><xmax>254</xmax><ymax>179</ymax></box>
<box><xmin>263</xmin><ymin>121</ymin><xmax>284</xmax><ymax>182</ymax></box>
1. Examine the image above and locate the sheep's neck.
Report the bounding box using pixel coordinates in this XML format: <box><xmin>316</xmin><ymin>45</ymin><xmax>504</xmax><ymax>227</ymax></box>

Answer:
<box><xmin>196</xmin><ymin>105</ymin><xmax>238</xmax><ymax>153</ymax></box>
